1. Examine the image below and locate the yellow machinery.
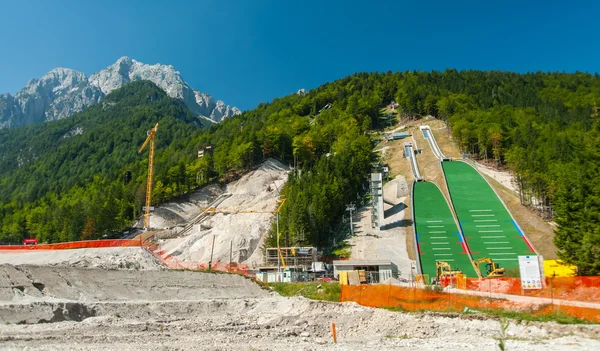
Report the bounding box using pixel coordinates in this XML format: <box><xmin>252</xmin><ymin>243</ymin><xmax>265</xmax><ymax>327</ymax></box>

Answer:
<box><xmin>472</xmin><ymin>257</ymin><xmax>505</xmax><ymax>278</ymax></box>
<box><xmin>543</xmin><ymin>259</ymin><xmax>577</xmax><ymax>277</ymax></box>
<box><xmin>435</xmin><ymin>261</ymin><xmax>463</xmax><ymax>282</ymax></box>
<box><xmin>138</xmin><ymin>123</ymin><xmax>158</xmax><ymax>230</ymax></box>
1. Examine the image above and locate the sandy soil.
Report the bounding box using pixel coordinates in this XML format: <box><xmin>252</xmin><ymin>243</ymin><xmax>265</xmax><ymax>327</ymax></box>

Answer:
<box><xmin>0</xmin><ymin>248</ymin><xmax>163</xmax><ymax>270</ymax></box>
<box><xmin>143</xmin><ymin>184</ymin><xmax>224</xmax><ymax>229</ymax></box>
<box><xmin>348</xmin><ymin>176</ymin><xmax>414</xmax><ymax>279</ymax></box>
<box><xmin>0</xmin><ymin>265</ymin><xmax>598</xmax><ymax>350</ymax></box>
<box><xmin>149</xmin><ymin>159</ymin><xmax>289</xmax><ymax>268</ymax></box>
<box><xmin>475</xmin><ymin>162</ymin><xmax>519</xmax><ymax>193</ymax></box>
<box><xmin>412</xmin><ymin>124</ymin><xmax>449</xmax><ymax>194</ymax></box>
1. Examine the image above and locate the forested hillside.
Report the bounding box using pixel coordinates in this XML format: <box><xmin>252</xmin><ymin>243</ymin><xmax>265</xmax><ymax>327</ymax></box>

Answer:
<box><xmin>1</xmin><ymin>71</ymin><xmax>599</xmax><ymax>274</ymax></box>
<box><xmin>197</xmin><ymin>70</ymin><xmax>600</xmax><ymax>274</ymax></box>
<box><xmin>390</xmin><ymin>70</ymin><xmax>600</xmax><ymax>274</ymax></box>
<box><xmin>0</xmin><ymin>81</ymin><xmax>211</xmax><ymax>243</ymax></box>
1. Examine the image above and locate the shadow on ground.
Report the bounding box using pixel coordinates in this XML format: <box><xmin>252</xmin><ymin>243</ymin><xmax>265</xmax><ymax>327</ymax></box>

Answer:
<box><xmin>380</xmin><ymin>219</ymin><xmax>413</xmax><ymax>230</ymax></box>
<box><xmin>384</xmin><ymin>202</ymin><xmax>407</xmax><ymax>218</ymax></box>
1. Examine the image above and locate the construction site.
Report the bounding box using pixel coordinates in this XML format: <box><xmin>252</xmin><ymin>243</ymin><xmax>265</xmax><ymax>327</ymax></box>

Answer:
<box><xmin>1</xmin><ymin>118</ymin><xmax>599</xmax><ymax>349</ymax></box>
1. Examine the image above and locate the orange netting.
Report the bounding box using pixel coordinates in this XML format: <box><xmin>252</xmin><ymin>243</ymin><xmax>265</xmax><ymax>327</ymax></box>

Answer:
<box><xmin>141</xmin><ymin>240</ymin><xmax>249</xmax><ymax>275</ymax></box>
<box><xmin>0</xmin><ymin>239</ymin><xmax>142</xmax><ymax>251</ymax></box>
<box><xmin>465</xmin><ymin>277</ymin><xmax>600</xmax><ymax>303</ymax></box>
<box><xmin>0</xmin><ymin>236</ymin><xmax>250</xmax><ymax>276</ymax></box>
<box><xmin>340</xmin><ymin>284</ymin><xmax>600</xmax><ymax>323</ymax></box>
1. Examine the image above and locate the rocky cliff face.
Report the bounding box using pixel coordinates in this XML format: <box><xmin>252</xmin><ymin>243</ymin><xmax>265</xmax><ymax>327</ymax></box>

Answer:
<box><xmin>0</xmin><ymin>57</ymin><xmax>239</xmax><ymax>129</ymax></box>
<box><xmin>0</xmin><ymin>68</ymin><xmax>104</xmax><ymax>128</ymax></box>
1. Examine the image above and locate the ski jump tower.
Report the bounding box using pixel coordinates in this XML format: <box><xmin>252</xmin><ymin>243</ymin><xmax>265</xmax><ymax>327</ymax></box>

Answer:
<box><xmin>370</xmin><ymin>172</ymin><xmax>384</xmax><ymax>230</ymax></box>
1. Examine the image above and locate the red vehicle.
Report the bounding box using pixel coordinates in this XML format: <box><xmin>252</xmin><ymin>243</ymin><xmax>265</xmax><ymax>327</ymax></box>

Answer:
<box><xmin>23</xmin><ymin>238</ymin><xmax>38</xmax><ymax>245</ymax></box>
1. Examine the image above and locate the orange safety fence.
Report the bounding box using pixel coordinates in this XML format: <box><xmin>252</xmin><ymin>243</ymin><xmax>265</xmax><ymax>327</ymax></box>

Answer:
<box><xmin>0</xmin><ymin>239</ymin><xmax>142</xmax><ymax>251</ymax></box>
<box><xmin>465</xmin><ymin>277</ymin><xmax>600</xmax><ymax>303</ymax></box>
<box><xmin>340</xmin><ymin>284</ymin><xmax>600</xmax><ymax>323</ymax></box>
<box><xmin>0</xmin><ymin>235</ymin><xmax>251</xmax><ymax>276</ymax></box>
<box><xmin>141</xmin><ymin>240</ymin><xmax>249</xmax><ymax>275</ymax></box>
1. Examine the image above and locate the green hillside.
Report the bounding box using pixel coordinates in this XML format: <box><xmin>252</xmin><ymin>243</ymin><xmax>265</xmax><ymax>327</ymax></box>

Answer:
<box><xmin>0</xmin><ymin>81</ymin><xmax>211</xmax><ymax>243</ymax></box>
<box><xmin>0</xmin><ymin>71</ymin><xmax>599</xmax><ymax>274</ymax></box>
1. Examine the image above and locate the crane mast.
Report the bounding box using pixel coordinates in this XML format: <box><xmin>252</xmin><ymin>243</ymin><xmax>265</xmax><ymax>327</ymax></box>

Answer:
<box><xmin>138</xmin><ymin>123</ymin><xmax>158</xmax><ymax>230</ymax></box>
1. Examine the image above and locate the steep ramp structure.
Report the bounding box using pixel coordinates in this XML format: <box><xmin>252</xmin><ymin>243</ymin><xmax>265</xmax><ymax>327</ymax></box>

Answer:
<box><xmin>442</xmin><ymin>161</ymin><xmax>537</xmax><ymax>270</ymax></box>
<box><xmin>412</xmin><ymin>181</ymin><xmax>477</xmax><ymax>280</ymax></box>
<box><xmin>404</xmin><ymin>142</ymin><xmax>423</xmax><ymax>181</ymax></box>
<box><xmin>420</xmin><ymin>125</ymin><xmax>450</xmax><ymax>161</ymax></box>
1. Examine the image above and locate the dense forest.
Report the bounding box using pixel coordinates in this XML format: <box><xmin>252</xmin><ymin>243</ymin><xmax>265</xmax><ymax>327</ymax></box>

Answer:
<box><xmin>1</xmin><ymin>70</ymin><xmax>599</xmax><ymax>274</ymax></box>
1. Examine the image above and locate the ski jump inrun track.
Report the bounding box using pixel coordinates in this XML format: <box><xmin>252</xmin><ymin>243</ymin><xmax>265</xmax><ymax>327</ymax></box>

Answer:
<box><xmin>409</xmin><ymin>126</ymin><xmax>537</xmax><ymax>279</ymax></box>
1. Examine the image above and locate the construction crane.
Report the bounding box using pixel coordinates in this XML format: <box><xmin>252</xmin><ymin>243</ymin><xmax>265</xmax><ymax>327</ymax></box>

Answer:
<box><xmin>138</xmin><ymin>123</ymin><xmax>158</xmax><ymax>230</ymax></box>
<box><xmin>274</xmin><ymin>198</ymin><xmax>287</xmax><ymax>271</ymax></box>
<box><xmin>472</xmin><ymin>257</ymin><xmax>505</xmax><ymax>278</ymax></box>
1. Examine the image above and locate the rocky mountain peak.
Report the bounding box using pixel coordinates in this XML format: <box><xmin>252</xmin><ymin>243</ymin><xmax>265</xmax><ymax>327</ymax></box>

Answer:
<box><xmin>22</xmin><ymin>68</ymin><xmax>87</xmax><ymax>95</ymax></box>
<box><xmin>0</xmin><ymin>57</ymin><xmax>240</xmax><ymax>128</ymax></box>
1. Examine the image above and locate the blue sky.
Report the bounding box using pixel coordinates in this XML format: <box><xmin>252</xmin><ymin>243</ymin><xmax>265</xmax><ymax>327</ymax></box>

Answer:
<box><xmin>0</xmin><ymin>0</ymin><xmax>598</xmax><ymax>111</ymax></box>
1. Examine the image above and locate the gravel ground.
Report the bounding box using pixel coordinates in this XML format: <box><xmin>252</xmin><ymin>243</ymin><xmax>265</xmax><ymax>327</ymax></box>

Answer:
<box><xmin>152</xmin><ymin>158</ymin><xmax>290</xmax><ymax>268</ymax></box>
<box><xmin>0</xmin><ymin>247</ymin><xmax>164</xmax><ymax>270</ymax></box>
<box><xmin>348</xmin><ymin>177</ymin><xmax>414</xmax><ymax>279</ymax></box>
<box><xmin>0</xmin><ymin>265</ymin><xmax>599</xmax><ymax>350</ymax></box>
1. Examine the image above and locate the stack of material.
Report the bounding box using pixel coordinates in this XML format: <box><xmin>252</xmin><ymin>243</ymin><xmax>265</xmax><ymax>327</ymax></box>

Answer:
<box><xmin>339</xmin><ymin>270</ymin><xmax>367</xmax><ymax>286</ymax></box>
<box><xmin>348</xmin><ymin>271</ymin><xmax>360</xmax><ymax>286</ymax></box>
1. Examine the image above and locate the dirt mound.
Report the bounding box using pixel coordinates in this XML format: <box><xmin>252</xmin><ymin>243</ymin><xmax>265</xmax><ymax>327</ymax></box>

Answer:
<box><xmin>0</xmin><ymin>264</ymin><xmax>268</xmax><ymax>324</ymax></box>
<box><xmin>155</xmin><ymin>158</ymin><xmax>290</xmax><ymax>268</ymax></box>
<box><xmin>0</xmin><ymin>248</ymin><xmax>164</xmax><ymax>271</ymax></box>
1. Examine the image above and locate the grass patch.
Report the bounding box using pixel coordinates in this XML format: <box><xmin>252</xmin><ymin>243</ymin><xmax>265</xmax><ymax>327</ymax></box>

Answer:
<box><xmin>502</xmin><ymin>267</ymin><xmax>521</xmax><ymax>278</ymax></box>
<box><xmin>385</xmin><ymin>334</ymin><xmax>412</xmax><ymax>339</ymax></box>
<box><xmin>478</xmin><ymin>307</ymin><xmax>594</xmax><ymax>325</ymax></box>
<box><xmin>331</xmin><ymin>242</ymin><xmax>352</xmax><ymax>258</ymax></box>
<box><xmin>269</xmin><ymin>282</ymin><xmax>341</xmax><ymax>302</ymax></box>
<box><xmin>382</xmin><ymin>305</ymin><xmax>595</xmax><ymax>325</ymax></box>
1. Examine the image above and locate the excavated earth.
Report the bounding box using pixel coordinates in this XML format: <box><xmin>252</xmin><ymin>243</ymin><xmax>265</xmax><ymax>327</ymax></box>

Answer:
<box><xmin>0</xmin><ymin>264</ymin><xmax>599</xmax><ymax>350</ymax></box>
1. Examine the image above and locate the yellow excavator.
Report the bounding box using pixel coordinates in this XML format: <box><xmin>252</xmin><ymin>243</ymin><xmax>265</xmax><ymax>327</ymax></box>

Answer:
<box><xmin>472</xmin><ymin>257</ymin><xmax>505</xmax><ymax>278</ymax></box>
<box><xmin>435</xmin><ymin>261</ymin><xmax>463</xmax><ymax>284</ymax></box>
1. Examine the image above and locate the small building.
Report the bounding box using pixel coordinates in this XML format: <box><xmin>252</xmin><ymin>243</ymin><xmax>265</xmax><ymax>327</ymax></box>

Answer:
<box><xmin>389</xmin><ymin>131</ymin><xmax>409</xmax><ymax>140</ymax></box>
<box><xmin>333</xmin><ymin>259</ymin><xmax>398</xmax><ymax>283</ymax></box>
<box><xmin>198</xmin><ymin>145</ymin><xmax>213</xmax><ymax>158</ymax></box>
<box><xmin>318</xmin><ymin>103</ymin><xmax>332</xmax><ymax>114</ymax></box>
<box><xmin>255</xmin><ymin>270</ymin><xmax>293</xmax><ymax>283</ymax></box>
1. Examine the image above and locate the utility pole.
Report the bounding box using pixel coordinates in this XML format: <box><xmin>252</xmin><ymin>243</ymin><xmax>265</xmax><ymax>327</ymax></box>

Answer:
<box><xmin>229</xmin><ymin>240</ymin><xmax>233</xmax><ymax>272</ymax></box>
<box><xmin>209</xmin><ymin>235</ymin><xmax>215</xmax><ymax>270</ymax></box>
<box><xmin>346</xmin><ymin>203</ymin><xmax>356</xmax><ymax>236</ymax></box>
